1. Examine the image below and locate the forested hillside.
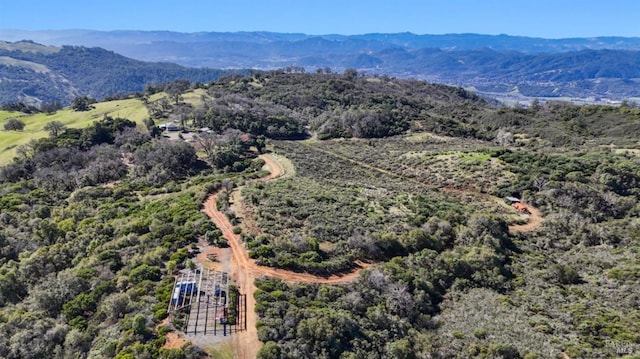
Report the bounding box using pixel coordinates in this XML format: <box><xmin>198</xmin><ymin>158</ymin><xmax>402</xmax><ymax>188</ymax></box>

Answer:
<box><xmin>1</xmin><ymin>72</ymin><xmax>639</xmax><ymax>358</ymax></box>
<box><xmin>0</xmin><ymin>40</ymin><xmax>246</xmax><ymax>106</ymax></box>
<box><xmin>179</xmin><ymin>71</ymin><xmax>640</xmax><ymax>146</ymax></box>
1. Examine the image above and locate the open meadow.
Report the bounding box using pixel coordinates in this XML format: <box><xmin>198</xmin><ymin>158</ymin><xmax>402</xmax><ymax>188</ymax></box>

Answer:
<box><xmin>0</xmin><ymin>98</ymin><xmax>150</xmax><ymax>164</ymax></box>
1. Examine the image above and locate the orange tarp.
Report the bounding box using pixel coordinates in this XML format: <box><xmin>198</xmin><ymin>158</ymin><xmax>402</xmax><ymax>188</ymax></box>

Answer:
<box><xmin>513</xmin><ymin>202</ymin><xmax>527</xmax><ymax>211</ymax></box>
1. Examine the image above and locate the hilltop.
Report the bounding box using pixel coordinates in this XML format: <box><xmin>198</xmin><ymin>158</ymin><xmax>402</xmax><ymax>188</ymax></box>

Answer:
<box><xmin>4</xmin><ymin>71</ymin><xmax>640</xmax><ymax>164</ymax></box>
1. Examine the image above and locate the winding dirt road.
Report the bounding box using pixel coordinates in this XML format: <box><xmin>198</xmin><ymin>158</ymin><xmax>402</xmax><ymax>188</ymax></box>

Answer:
<box><xmin>305</xmin><ymin>143</ymin><xmax>543</xmax><ymax>234</ymax></box>
<box><xmin>201</xmin><ymin>154</ymin><xmax>367</xmax><ymax>359</ymax></box>
<box><xmin>202</xmin><ymin>154</ymin><xmax>369</xmax><ymax>284</ymax></box>
<box><xmin>198</xmin><ymin>150</ymin><xmax>542</xmax><ymax>358</ymax></box>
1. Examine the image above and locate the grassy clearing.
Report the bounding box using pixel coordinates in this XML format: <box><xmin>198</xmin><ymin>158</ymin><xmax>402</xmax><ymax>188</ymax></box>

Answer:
<box><xmin>182</xmin><ymin>88</ymin><xmax>208</xmax><ymax>107</ymax></box>
<box><xmin>613</xmin><ymin>148</ymin><xmax>640</xmax><ymax>156</ymax></box>
<box><xmin>405</xmin><ymin>132</ymin><xmax>448</xmax><ymax>143</ymax></box>
<box><xmin>0</xmin><ymin>98</ymin><xmax>149</xmax><ymax>164</ymax></box>
<box><xmin>312</xmin><ymin>136</ymin><xmax>515</xmax><ymax>194</ymax></box>
<box><xmin>458</xmin><ymin>151</ymin><xmax>492</xmax><ymax>164</ymax></box>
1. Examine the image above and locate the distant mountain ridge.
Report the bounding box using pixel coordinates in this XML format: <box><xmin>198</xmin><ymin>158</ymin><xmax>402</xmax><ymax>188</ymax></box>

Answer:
<box><xmin>1</xmin><ymin>30</ymin><xmax>640</xmax><ymax>103</ymax></box>
<box><xmin>3</xmin><ymin>29</ymin><xmax>640</xmax><ymax>53</ymax></box>
<box><xmin>0</xmin><ymin>40</ymin><xmax>245</xmax><ymax>106</ymax></box>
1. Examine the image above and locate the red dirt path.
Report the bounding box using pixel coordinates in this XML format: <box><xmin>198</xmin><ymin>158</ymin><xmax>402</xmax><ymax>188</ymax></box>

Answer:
<box><xmin>201</xmin><ymin>154</ymin><xmax>368</xmax><ymax>359</ymax></box>
<box><xmin>308</xmin><ymin>143</ymin><xmax>543</xmax><ymax>234</ymax></box>
<box><xmin>197</xmin><ymin>151</ymin><xmax>540</xmax><ymax>358</ymax></box>
<box><xmin>202</xmin><ymin>154</ymin><xmax>368</xmax><ymax>284</ymax></box>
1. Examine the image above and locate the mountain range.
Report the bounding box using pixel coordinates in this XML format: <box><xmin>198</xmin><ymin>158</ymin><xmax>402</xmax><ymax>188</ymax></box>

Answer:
<box><xmin>1</xmin><ymin>29</ymin><xmax>640</xmax><ymax>105</ymax></box>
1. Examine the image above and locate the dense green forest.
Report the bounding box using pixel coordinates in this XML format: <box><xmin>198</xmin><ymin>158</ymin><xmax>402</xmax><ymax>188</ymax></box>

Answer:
<box><xmin>1</xmin><ymin>71</ymin><xmax>640</xmax><ymax>358</ymax></box>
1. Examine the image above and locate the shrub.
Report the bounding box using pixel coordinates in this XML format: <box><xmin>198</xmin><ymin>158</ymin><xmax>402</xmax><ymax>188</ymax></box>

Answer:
<box><xmin>128</xmin><ymin>264</ymin><xmax>162</xmax><ymax>284</ymax></box>
<box><xmin>473</xmin><ymin>328</ymin><xmax>487</xmax><ymax>339</ymax></box>
<box><xmin>551</xmin><ymin>264</ymin><xmax>582</xmax><ymax>285</ymax></box>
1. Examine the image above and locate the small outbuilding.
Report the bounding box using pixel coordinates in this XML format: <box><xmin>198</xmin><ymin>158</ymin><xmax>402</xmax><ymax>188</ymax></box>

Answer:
<box><xmin>159</xmin><ymin>122</ymin><xmax>179</xmax><ymax>131</ymax></box>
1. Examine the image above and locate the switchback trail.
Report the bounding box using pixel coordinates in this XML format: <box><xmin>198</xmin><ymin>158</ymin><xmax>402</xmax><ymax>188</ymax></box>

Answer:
<box><xmin>201</xmin><ymin>153</ymin><xmax>368</xmax><ymax>359</ymax></box>
<box><xmin>199</xmin><ymin>147</ymin><xmax>542</xmax><ymax>358</ymax></box>
<box><xmin>202</xmin><ymin>153</ymin><xmax>369</xmax><ymax>284</ymax></box>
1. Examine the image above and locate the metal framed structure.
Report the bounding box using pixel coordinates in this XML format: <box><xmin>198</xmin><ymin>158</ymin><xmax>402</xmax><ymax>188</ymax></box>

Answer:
<box><xmin>167</xmin><ymin>266</ymin><xmax>245</xmax><ymax>336</ymax></box>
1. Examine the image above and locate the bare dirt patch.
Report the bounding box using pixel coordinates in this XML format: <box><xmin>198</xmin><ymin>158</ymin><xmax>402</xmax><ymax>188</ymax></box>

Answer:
<box><xmin>158</xmin><ymin>317</ymin><xmax>188</xmax><ymax>350</ymax></box>
<box><xmin>194</xmin><ymin>244</ymin><xmax>230</xmax><ymax>272</ymax></box>
<box><xmin>163</xmin><ymin>332</ymin><xmax>189</xmax><ymax>350</ymax></box>
<box><xmin>507</xmin><ymin>205</ymin><xmax>543</xmax><ymax>233</ymax></box>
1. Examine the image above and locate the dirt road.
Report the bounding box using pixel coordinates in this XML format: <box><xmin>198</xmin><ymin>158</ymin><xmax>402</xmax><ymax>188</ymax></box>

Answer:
<box><xmin>198</xmin><ymin>151</ymin><xmax>541</xmax><ymax>358</ymax></box>
<box><xmin>256</xmin><ymin>153</ymin><xmax>286</xmax><ymax>182</ymax></box>
<box><xmin>202</xmin><ymin>154</ymin><xmax>368</xmax><ymax>284</ymax></box>
<box><xmin>508</xmin><ymin>205</ymin><xmax>543</xmax><ymax>233</ymax></box>
<box><xmin>201</xmin><ymin>153</ymin><xmax>367</xmax><ymax>359</ymax></box>
<box><xmin>306</xmin><ymin>143</ymin><xmax>543</xmax><ymax>234</ymax></box>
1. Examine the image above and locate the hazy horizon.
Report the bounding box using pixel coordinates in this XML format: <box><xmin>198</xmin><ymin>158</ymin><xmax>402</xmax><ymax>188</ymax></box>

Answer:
<box><xmin>1</xmin><ymin>0</ymin><xmax>639</xmax><ymax>39</ymax></box>
<box><xmin>2</xmin><ymin>28</ymin><xmax>640</xmax><ymax>41</ymax></box>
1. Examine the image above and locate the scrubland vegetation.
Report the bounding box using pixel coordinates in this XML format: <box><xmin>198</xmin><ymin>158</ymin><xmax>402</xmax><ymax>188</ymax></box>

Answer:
<box><xmin>1</xmin><ymin>71</ymin><xmax>640</xmax><ymax>358</ymax></box>
<box><xmin>251</xmin><ymin>137</ymin><xmax>640</xmax><ymax>358</ymax></box>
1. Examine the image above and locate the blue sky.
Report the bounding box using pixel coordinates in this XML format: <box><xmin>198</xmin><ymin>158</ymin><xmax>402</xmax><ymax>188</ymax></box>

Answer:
<box><xmin>1</xmin><ymin>0</ymin><xmax>638</xmax><ymax>38</ymax></box>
